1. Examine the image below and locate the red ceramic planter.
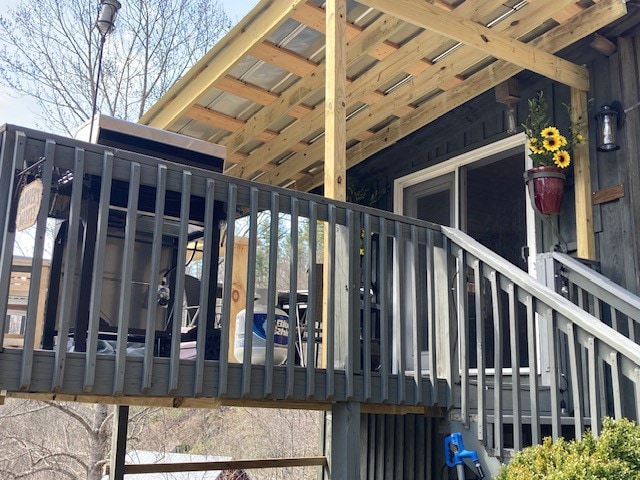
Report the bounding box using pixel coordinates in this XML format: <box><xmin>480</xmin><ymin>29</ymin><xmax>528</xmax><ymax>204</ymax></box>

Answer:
<box><xmin>525</xmin><ymin>165</ymin><xmax>566</xmax><ymax>215</ymax></box>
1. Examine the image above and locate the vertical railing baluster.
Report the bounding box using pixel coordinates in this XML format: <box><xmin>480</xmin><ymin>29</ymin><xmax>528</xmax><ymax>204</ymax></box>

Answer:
<box><xmin>634</xmin><ymin>369</ymin><xmax>640</xmax><ymax>420</ymax></box>
<box><xmin>490</xmin><ymin>270</ymin><xmax>503</xmax><ymax>457</ymax></box>
<box><xmin>286</xmin><ymin>197</ymin><xmax>298</xmax><ymax>398</ymax></box>
<box><xmin>20</xmin><ymin>139</ymin><xmax>55</xmax><ymax>390</ymax></box>
<box><xmin>113</xmin><ymin>162</ymin><xmax>141</xmax><ymax>395</ymax></box>
<box><xmin>362</xmin><ymin>213</ymin><xmax>373</xmax><ymax>402</ymax></box>
<box><xmin>0</xmin><ymin>131</ymin><xmax>22</xmax><ymax>349</ymax></box>
<box><xmin>84</xmin><ymin>151</ymin><xmax>113</xmax><ymax>391</ymax></box>
<box><xmin>526</xmin><ymin>295</ymin><xmax>540</xmax><ymax>445</ymax></box>
<box><xmin>141</xmin><ymin>164</ymin><xmax>167</xmax><ymax>393</ymax></box>
<box><xmin>457</xmin><ymin>248</ymin><xmax>468</xmax><ymax>425</ymax></box>
<box><xmin>194</xmin><ymin>178</ymin><xmax>216</xmax><ymax>396</ymax></box>
<box><xmin>218</xmin><ymin>184</ymin><xmax>237</xmax><ymax>397</ymax></box>
<box><xmin>610</xmin><ymin>352</ymin><xmax>623</xmax><ymax>418</ymax></box>
<box><xmin>394</xmin><ymin>221</ymin><xmax>406</xmax><ymax>404</ymax></box>
<box><xmin>325</xmin><ymin>204</ymin><xmax>336</xmax><ymax>399</ymax></box>
<box><xmin>547</xmin><ymin>309</ymin><xmax>561</xmax><ymax>440</ymax></box>
<box><xmin>51</xmin><ymin>147</ymin><xmax>84</xmax><ymax>391</ymax></box>
<box><xmin>587</xmin><ymin>337</ymin><xmax>601</xmax><ymax>436</ymax></box>
<box><xmin>426</xmin><ymin>229</ymin><xmax>437</xmax><ymax>405</ymax></box>
<box><xmin>473</xmin><ymin>260</ymin><xmax>486</xmax><ymax>444</ymax></box>
<box><xmin>378</xmin><ymin>217</ymin><xmax>389</xmax><ymax>403</ymax></box>
<box><xmin>307</xmin><ymin>201</ymin><xmax>318</xmax><ymax>398</ymax></box>
<box><xmin>566</xmin><ymin>322</ymin><xmax>584</xmax><ymax>439</ymax></box>
<box><xmin>346</xmin><ymin>207</ymin><xmax>358</xmax><ymax>400</ymax></box>
<box><xmin>508</xmin><ymin>282</ymin><xmax>521</xmax><ymax>451</ymax></box>
<box><xmin>411</xmin><ymin>225</ymin><xmax>423</xmax><ymax>405</ymax></box>
<box><xmin>167</xmin><ymin>171</ymin><xmax>191</xmax><ymax>395</ymax></box>
<box><xmin>264</xmin><ymin>191</ymin><xmax>279</xmax><ymax>397</ymax></box>
<box><xmin>242</xmin><ymin>187</ymin><xmax>259</xmax><ymax>397</ymax></box>
<box><xmin>610</xmin><ymin>307</ymin><xmax>618</xmax><ymax>332</ymax></box>
<box><xmin>627</xmin><ymin>315</ymin><xmax>636</xmax><ymax>344</ymax></box>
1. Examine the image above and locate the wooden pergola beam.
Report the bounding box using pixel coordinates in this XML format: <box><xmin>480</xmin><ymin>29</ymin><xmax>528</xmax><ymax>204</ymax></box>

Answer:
<box><xmin>571</xmin><ymin>88</ymin><xmax>596</xmax><ymax>259</ymax></box>
<box><xmin>296</xmin><ymin>0</ymin><xmax>626</xmax><ymax>191</ymax></box>
<box><xmin>359</xmin><ymin>0</ymin><xmax>590</xmax><ymax>91</ymax></box>
<box><xmin>142</xmin><ymin>0</ymin><xmax>308</xmax><ymax>129</ymax></box>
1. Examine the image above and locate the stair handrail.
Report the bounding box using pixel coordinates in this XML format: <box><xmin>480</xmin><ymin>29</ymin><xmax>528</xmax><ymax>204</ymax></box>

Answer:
<box><xmin>442</xmin><ymin>226</ymin><xmax>640</xmax><ymax>368</ymax></box>
<box><xmin>551</xmin><ymin>251</ymin><xmax>640</xmax><ymax>323</ymax></box>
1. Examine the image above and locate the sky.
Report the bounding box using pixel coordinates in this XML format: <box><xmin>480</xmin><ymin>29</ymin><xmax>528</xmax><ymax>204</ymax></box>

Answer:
<box><xmin>0</xmin><ymin>0</ymin><xmax>259</xmax><ymax>131</ymax></box>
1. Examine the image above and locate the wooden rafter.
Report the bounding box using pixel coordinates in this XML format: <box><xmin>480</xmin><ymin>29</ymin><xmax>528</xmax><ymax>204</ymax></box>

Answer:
<box><xmin>359</xmin><ymin>0</ymin><xmax>589</xmax><ymax>91</ymax></box>
<box><xmin>262</xmin><ymin>0</ymin><xmax>587</xmax><ymax>186</ymax></box>
<box><xmin>295</xmin><ymin>0</ymin><xmax>627</xmax><ymax>191</ymax></box>
<box><xmin>251</xmin><ymin>41</ymin><xmax>318</xmax><ymax>77</ymax></box>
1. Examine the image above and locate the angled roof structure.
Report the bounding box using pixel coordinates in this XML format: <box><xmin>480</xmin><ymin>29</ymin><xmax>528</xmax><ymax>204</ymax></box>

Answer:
<box><xmin>141</xmin><ymin>0</ymin><xmax>627</xmax><ymax>192</ymax></box>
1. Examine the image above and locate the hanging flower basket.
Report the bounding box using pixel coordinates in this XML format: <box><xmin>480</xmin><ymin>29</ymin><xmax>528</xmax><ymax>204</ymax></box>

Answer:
<box><xmin>522</xmin><ymin>91</ymin><xmax>586</xmax><ymax>216</ymax></box>
<box><xmin>524</xmin><ymin>165</ymin><xmax>566</xmax><ymax>215</ymax></box>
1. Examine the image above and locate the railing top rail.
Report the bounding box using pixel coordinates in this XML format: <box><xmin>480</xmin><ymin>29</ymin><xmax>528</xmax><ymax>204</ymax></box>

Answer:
<box><xmin>3</xmin><ymin>125</ymin><xmax>442</xmax><ymax>234</ymax></box>
<box><xmin>443</xmin><ymin>226</ymin><xmax>640</xmax><ymax>366</ymax></box>
<box><xmin>551</xmin><ymin>251</ymin><xmax>640</xmax><ymax>318</ymax></box>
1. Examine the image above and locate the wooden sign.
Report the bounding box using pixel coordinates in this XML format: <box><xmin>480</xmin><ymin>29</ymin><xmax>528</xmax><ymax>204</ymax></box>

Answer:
<box><xmin>15</xmin><ymin>179</ymin><xmax>43</xmax><ymax>232</ymax></box>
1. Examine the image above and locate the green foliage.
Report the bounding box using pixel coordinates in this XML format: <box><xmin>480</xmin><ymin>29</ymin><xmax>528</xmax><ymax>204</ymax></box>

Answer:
<box><xmin>497</xmin><ymin>418</ymin><xmax>640</xmax><ymax>480</ymax></box>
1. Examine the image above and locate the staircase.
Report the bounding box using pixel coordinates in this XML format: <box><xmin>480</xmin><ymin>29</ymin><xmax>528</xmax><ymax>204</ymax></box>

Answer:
<box><xmin>441</xmin><ymin>227</ymin><xmax>640</xmax><ymax>478</ymax></box>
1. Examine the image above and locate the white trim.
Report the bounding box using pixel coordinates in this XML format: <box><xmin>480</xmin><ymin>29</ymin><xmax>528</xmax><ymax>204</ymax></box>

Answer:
<box><xmin>393</xmin><ymin>133</ymin><xmax>528</xmax><ymax>217</ymax></box>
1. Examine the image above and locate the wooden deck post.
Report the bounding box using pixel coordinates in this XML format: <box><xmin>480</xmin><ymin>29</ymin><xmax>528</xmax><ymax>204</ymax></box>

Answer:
<box><xmin>323</xmin><ymin>0</ymin><xmax>348</xmax><ymax>368</ymax></box>
<box><xmin>109</xmin><ymin>405</ymin><xmax>129</xmax><ymax>480</ymax></box>
<box><xmin>329</xmin><ymin>402</ymin><xmax>361</xmax><ymax>479</ymax></box>
<box><xmin>323</xmin><ymin>0</ymin><xmax>360</xmax><ymax>478</ymax></box>
<box><xmin>571</xmin><ymin>87</ymin><xmax>596</xmax><ymax>260</ymax></box>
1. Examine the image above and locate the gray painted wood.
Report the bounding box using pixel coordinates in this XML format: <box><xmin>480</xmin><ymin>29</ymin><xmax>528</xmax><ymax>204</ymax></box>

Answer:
<box><xmin>331</xmin><ymin>402</ymin><xmax>360</xmax><ymax>480</ymax></box>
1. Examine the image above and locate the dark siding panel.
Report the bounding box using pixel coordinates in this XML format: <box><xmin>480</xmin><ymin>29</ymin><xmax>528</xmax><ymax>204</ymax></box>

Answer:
<box><xmin>361</xmin><ymin>414</ymin><xmax>436</xmax><ymax>480</ymax></box>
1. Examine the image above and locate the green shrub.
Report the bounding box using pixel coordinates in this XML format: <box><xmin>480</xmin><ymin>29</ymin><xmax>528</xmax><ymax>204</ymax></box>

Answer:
<box><xmin>496</xmin><ymin>418</ymin><xmax>640</xmax><ymax>480</ymax></box>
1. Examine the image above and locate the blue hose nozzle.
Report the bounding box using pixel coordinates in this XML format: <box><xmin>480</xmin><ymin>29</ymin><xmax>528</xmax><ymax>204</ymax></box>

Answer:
<box><xmin>444</xmin><ymin>432</ymin><xmax>485</xmax><ymax>479</ymax></box>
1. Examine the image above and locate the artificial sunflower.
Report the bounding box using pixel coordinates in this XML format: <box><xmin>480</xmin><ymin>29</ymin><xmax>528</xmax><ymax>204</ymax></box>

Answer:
<box><xmin>553</xmin><ymin>150</ymin><xmax>571</xmax><ymax>168</ymax></box>
<box><xmin>541</xmin><ymin>126</ymin><xmax>560</xmax><ymax>138</ymax></box>
<box><xmin>542</xmin><ymin>136</ymin><xmax>561</xmax><ymax>152</ymax></box>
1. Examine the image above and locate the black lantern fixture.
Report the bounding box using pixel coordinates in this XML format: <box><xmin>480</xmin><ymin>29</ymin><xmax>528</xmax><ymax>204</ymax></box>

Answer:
<box><xmin>595</xmin><ymin>104</ymin><xmax>620</xmax><ymax>152</ymax></box>
<box><xmin>89</xmin><ymin>0</ymin><xmax>122</xmax><ymax>140</ymax></box>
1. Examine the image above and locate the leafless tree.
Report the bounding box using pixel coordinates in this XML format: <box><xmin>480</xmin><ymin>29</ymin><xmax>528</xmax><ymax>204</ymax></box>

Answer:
<box><xmin>0</xmin><ymin>0</ymin><xmax>232</xmax><ymax>135</ymax></box>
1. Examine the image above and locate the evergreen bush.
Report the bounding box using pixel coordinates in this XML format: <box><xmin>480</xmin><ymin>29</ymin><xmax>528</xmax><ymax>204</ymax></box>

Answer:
<box><xmin>496</xmin><ymin>418</ymin><xmax>640</xmax><ymax>479</ymax></box>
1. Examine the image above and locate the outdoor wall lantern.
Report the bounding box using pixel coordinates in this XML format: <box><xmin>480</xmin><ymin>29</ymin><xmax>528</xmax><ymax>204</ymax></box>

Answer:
<box><xmin>595</xmin><ymin>103</ymin><xmax>621</xmax><ymax>152</ymax></box>
<box><xmin>97</xmin><ymin>0</ymin><xmax>122</xmax><ymax>36</ymax></box>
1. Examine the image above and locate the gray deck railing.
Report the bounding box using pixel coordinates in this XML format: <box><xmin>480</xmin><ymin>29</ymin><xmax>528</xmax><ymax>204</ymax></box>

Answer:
<box><xmin>539</xmin><ymin>252</ymin><xmax>640</xmax><ymax>344</ymax></box>
<box><xmin>443</xmin><ymin>227</ymin><xmax>640</xmax><ymax>457</ymax></box>
<box><xmin>0</xmin><ymin>126</ymin><xmax>449</xmax><ymax>406</ymax></box>
<box><xmin>1</xmin><ymin>126</ymin><xmax>637</xmax><ymax>439</ymax></box>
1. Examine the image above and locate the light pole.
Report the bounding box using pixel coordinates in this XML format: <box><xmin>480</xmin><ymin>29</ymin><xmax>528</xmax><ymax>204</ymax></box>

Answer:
<box><xmin>89</xmin><ymin>0</ymin><xmax>122</xmax><ymax>141</ymax></box>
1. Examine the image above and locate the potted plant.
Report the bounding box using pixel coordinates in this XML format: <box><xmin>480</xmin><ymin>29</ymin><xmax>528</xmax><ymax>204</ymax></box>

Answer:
<box><xmin>523</xmin><ymin>91</ymin><xmax>585</xmax><ymax>215</ymax></box>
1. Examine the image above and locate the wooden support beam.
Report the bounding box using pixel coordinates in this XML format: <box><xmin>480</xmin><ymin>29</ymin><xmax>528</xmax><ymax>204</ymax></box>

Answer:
<box><xmin>216</xmin><ymin>77</ymin><xmax>312</xmax><ymax>118</ymax></box>
<box><xmin>330</xmin><ymin>402</ymin><xmax>361</xmax><ymax>479</ymax></box>
<box><xmin>125</xmin><ymin>456</ymin><xmax>327</xmax><ymax>474</ymax></box>
<box><xmin>142</xmin><ymin>0</ymin><xmax>308</xmax><ymax>129</ymax></box>
<box><xmin>571</xmin><ymin>88</ymin><xmax>596</xmax><ymax>260</ymax></box>
<box><xmin>251</xmin><ymin>41</ymin><xmax>318</xmax><ymax>77</ymax></box>
<box><xmin>359</xmin><ymin>0</ymin><xmax>590</xmax><ymax>91</ymax></box>
<box><xmin>324</xmin><ymin>0</ymin><xmax>348</xmax><ymax>375</ymax></box>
